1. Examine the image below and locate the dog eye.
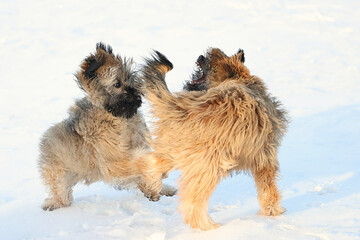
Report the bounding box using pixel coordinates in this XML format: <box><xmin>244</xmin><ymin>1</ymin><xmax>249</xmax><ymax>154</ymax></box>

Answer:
<box><xmin>114</xmin><ymin>82</ymin><xmax>121</xmax><ymax>88</ymax></box>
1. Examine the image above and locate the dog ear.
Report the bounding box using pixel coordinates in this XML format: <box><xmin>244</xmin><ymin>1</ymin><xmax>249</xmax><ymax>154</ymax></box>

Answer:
<box><xmin>235</xmin><ymin>49</ymin><xmax>245</xmax><ymax>63</ymax></box>
<box><xmin>96</xmin><ymin>42</ymin><xmax>113</xmax><ymax>55</ymax></box>
<box><xmin>80</xmin><ymin>42</ymin><xmax>113</xmax><ymax>79</ymax></box>
<box><xmin>209</xmin><ymin>48</ymin><xmax>227</xmax><ymax>62</ymax></box>
<box><xmin>82</xmin><ymin>55</ymin><xmax>105</xmax><ymax>79</ymax></box>
<box><xmin>75</xmin><ymin>46</ymin><xmax>106</xmax><ymax>94</ymax></box>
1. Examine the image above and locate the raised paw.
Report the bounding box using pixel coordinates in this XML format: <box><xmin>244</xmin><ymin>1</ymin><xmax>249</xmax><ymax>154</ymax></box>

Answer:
<box><xmin>146</xmin><ymin>194</ymin><xmax>160</xmax><ymax>202</ymax></box>
<box><xmin>145</xmin><ymin>193</ymin><xmax>160</xmax><ymax>202</ymax></box>
<box><xmin>160</xmin><ymin>184</ymin><xmax>177</xmax><ymax>197</ymax></box>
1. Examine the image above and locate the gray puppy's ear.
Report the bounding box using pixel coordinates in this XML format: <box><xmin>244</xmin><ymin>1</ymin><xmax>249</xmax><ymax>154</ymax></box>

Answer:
<box><xmin>235</xmin><ymin>49</ymin><xmax>245</xmax><ymax>63</ymax></box>
<box><xmin>96</xmin><ymin>42</ymin><xmax>113</xmax><ymax>55</ymax></box>
<box><xmin>82</xmin><ymin>55</ymin><xmax>105</xmax><ymax>79</ymax></box>
<box><xmin>82</xmin><ymin>42</ymin><xmax>113</xmax><ymax>79</ymax></box>
<box><xmin>75</xmin><ymin>44</ymin><xmax>107</xmax><ymax>94</ymax></box>
<box><xmin>81</xmin><ymin>55</ymin><xmax>105</xmax><ymax>79</ymax></box>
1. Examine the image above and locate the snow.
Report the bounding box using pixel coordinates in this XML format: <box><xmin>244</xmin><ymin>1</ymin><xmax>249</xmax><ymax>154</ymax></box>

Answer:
<box><xmin>1</xmin><ymin>0</ymin><xmax>360</xmax><ymax>239</ymax></box>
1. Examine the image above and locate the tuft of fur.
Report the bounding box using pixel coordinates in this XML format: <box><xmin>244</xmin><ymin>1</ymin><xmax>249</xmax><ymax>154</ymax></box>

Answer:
<box><xmin>142</xmin><ymin>50</ymin><xmax>173</xmax><ymax>93</ymax></box>
<box><xmin>96</xmin><ymin>41</ymin><xmax>113</xmax><ymax>54</ymax></box>
<box><xmin>38</xmin><ymin>43</ymin><xmax>176</xmax><ymax>211</ymax></box>
<box><xmin>142</xmin><ymin>48</ymin><xmax>288</xmax><ymax>230</ymax></box>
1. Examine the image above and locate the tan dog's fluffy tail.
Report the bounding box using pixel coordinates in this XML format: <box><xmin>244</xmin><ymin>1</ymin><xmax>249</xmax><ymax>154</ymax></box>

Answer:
<box><xmin>142</xmin><ymin>51</ymin><xmax>173</xmax><ymax>96</ymax></box>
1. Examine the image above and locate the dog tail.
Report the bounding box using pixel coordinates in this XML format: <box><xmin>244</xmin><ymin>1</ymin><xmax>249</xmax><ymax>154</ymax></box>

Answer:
<box><xmin>142</xmin><ymin>50</ymin><xmax>173</xmax><ymax>97</ymax></box>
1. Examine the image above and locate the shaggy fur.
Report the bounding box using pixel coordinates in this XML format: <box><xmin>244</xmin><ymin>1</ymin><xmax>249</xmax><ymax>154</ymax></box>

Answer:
<box><xmin>38</xmin><ymin>43</ymin><xmax>176</xmax><ymax>211</ymax></box>
<box><xmin>142</xmin><ymin>48</ymin><xmax>288</xmax><ymax>230</ymax></box>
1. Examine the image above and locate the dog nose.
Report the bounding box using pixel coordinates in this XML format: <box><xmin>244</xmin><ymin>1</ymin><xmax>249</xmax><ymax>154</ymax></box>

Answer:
<box><xmin>197</xmin><ymin>55</ymin><xmax>205</xmax><ymax>63</ymax></box>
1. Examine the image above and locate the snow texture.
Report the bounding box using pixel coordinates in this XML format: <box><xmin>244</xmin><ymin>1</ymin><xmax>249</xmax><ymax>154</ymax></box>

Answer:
<box><xmin>0</xmin><ymin>0</ymin><xmax>359</xmax><ymax>239</ymax></box>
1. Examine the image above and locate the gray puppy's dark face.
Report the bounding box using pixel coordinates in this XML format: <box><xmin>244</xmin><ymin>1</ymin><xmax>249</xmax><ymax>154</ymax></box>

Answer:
<box><xmin>76</xmin><ymin>43</ymin><xmax>142</xmax><ymax>119</ymax></box>
<box><xmin>103</xmin><ymin>84</ymin><xmax>142</xmax><ymax>119</ymax></box>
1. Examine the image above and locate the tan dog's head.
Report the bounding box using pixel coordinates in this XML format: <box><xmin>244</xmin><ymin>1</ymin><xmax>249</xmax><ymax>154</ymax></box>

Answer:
<box><xmin>184</xmin><ymin>48</ymin><xmax>250</xmax><ymax>91</ymax></box>
<box><xmin>75</xmin><ymin>42</ymin><xmax>142</xmax><ymax>118</ymax></box>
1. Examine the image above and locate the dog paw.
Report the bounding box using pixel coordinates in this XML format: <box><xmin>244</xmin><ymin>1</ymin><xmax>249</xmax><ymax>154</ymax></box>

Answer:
<box><xmin>198</xmin><ymin>222</ymin><xmax>221</xmax><ymax>231</ymax></box>
<box><xmin>258</xmin><ymin>206</ymin><xmax>286</xmax><ymax>216</ymax></box>
<box><xmin>160</xmin><ymin>184</ymin><xmax>177</xmax><ymax>197</ymax></box>
<box><xmin>42</xmin><ymin>202</ymin><xmax>61</xmax><ymax>211</ymax></box>
<box><xmin>187</xmin><ymin>216</ymin><xmax>221</xmax><ymax>231</ymax></box>
<box><xmin>142</xmin><ymin>192</ymin><xmax>160</xmax><ymax>202</ymax></box>
<box><xmin>147</xmin><ymin>194</ymin><xmax>160</xmax><ymax>202</ymax></box>
<box><xmin>42</xmin><ymin>199</ymin><xmax>70</xmax><ymax>211</ymax></box>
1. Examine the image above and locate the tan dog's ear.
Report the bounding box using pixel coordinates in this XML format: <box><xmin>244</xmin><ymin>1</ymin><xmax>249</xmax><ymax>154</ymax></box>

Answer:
<box><xmin>234</xmin><ymin>49</ymin><xmax>245</xmax><ymax>63</ymax></box>
<box><xmin>209</xmin><ymin>48</ymin><xmax>227</xmax><ymax>64</ymax></box>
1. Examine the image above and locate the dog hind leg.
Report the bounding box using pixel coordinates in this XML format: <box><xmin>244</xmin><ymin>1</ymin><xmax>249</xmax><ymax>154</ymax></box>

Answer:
<box><xmin>252</xmin><ymin>166</ymin><xmax>285</xmax><ymax>216</ymax></box>
<box><xmin>178</xmin><ymin>163</ymin><xmax>221</xmax><ymax>230</ymax></box>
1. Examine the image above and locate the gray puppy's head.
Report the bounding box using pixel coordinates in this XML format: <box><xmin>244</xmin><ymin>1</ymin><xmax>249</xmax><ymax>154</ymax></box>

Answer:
<box><xmin>75</xmin><ymin>42</ymin><xmax>142</xmax><ymax>119</ymax></box>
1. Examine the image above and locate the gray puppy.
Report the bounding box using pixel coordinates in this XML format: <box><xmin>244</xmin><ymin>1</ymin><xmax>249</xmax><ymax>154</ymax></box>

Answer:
<box><xmin>39</xmin><ymin>43</ymin><xmax>175</xmax><ymax>211</ymax></box>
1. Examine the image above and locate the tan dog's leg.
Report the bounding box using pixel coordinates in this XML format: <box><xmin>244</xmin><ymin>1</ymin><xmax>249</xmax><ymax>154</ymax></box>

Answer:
<box><xmin>253</xmin><ymin>166</ymin><xmax>285</xmax><ymax>216</ymax></box>
<box><xmin>178</xmin><ymin>164</ymin><xmax>221</xmax><ymax>230</ymax></box>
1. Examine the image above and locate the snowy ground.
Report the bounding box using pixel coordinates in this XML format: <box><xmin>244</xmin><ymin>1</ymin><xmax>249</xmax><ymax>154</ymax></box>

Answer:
<box><xmin>1</xmin><ymin>0</ymin><xmax>360</xmax><ymax>239</ymax></box>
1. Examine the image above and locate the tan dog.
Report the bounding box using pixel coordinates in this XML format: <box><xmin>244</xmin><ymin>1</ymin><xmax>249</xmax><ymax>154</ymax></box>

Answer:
<box><xmin>38</xmin><ymin>43</ymin><xmax>175</xmax><ymax>211</ymax></box>
<box><xmin>142</xmin><ymin>48</ymin><xmax>288</xmax><ymax>230</ymax></box>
